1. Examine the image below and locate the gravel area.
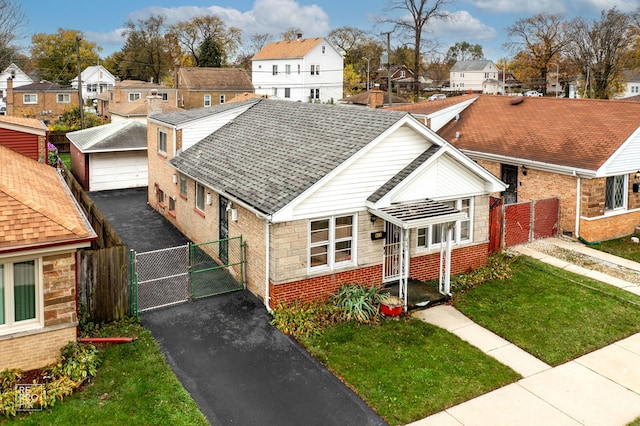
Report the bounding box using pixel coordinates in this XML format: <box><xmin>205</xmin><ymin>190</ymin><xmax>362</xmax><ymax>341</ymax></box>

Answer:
<box><xmin>520</xmin><ymin>240</ymin><xmax>640</xmax><ymax>285</ymax></box>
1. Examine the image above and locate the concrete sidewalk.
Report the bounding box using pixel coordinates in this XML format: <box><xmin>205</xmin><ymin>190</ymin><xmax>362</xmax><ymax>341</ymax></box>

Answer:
<box><xmin>409</xmin><ymin>239</ymin><xmax>640</xmax><ymax>425</ymax></box>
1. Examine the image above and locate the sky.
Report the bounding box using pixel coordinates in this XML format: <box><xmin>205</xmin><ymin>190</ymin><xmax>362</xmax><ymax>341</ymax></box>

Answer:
<box><xmin>17</xmin><ymin>0</ymin><xmax>640</xmax><ymax>62</ymax></box>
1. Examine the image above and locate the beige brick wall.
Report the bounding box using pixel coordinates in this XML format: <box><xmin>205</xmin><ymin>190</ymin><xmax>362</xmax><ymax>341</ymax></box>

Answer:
<box><xmin>0</xmin><ymin>326</ymin><xmax>76</xmax><ymax>371</ymax></box>
<box><xmin>43</xmin><ymin>252</ymin><xmax>77</xmax><ymax>326</ymax></box>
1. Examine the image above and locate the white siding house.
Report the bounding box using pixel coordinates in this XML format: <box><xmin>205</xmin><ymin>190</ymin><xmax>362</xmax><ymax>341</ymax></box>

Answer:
<box><xmin>251</xmin><ymin>35</ymin><xmax>343</xmax><ymax>103</ymax></box>
<box><xmin>71</xmin><ymin>65</ymin><xmax>116</xmax><ymax>102</ymax></box>
<box><xmin>449</xmin><ymin>60</ymin><xmax>500</xmax><ymax>94</ymax></box>
<box><xmin>0</xmin><ymin>63</ymin><xmax>32</xmax><ymax>104</ymax></box>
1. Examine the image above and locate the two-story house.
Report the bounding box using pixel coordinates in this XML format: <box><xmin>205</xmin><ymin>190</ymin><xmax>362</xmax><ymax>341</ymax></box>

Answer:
<box><xmin>251</xmin><ymin>34</ymin><xmax>343</xmax><ymax>103</ymax></box>
<box><xmin>449</xmin><ymin>60</ymin><xmax>500</xmax><ymax>94</ymax></box>
<box><xmin>70</xmin><ymin>65</ymin><xmax>116</xmax><ymax>104</ymax></box>
<box><xmin>175</xmin><ymin>67</ymin><xmax>254</xmax><ymax>109</ymax></box>
<box><xmin>98</xmin><ymin>79</ymin><xmax>180</xmax><ymax>123</ymax></box>
<box><xmin>0</xmin><ymin>63</ymin><xmax>32</xmax><ymax>106</ymax></box>
<box><xmin>6</xmin><ymin>78</ymin><xmax>79</xmax><ymax>122</ymax></box>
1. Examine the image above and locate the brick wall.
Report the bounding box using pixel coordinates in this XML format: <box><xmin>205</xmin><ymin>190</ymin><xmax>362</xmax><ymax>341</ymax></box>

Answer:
<box><xmin>43</xmin><ymin>252</ymin><xmax>77</xmax><ymax>326</ymax></box>
<box><xmin>0</xmin><ymin>326</ymin><xmax>76</xmax><ymax>371</ymax></box>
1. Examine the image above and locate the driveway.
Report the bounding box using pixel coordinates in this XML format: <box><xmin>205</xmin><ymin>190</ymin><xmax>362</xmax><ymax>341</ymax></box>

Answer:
<box><xmin>90</xmin><ymin>187</ymin><xmax>386</xmax><ymax>425</ymax></box>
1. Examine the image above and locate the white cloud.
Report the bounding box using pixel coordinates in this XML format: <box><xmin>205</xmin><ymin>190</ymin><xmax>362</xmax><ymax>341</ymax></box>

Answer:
<box><xmin>430</xmin><ymin>10</ymin><xmax>497</xmax><ymax>41</ymax></box>
<box><xmin>571</xmin><ymin>0</ymin><xmax>640</xmax><ymax>13</ymax></box>
<box><xmin>466</xmin><ymin>0</ymin><xmax>567</xmax><ymax>15</ymax></box>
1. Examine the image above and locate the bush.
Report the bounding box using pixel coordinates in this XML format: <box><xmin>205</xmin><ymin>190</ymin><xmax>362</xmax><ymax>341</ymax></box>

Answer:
<box><xmin>451</xmin><ymin>252</ymin><xmax>516</xmax><ymax>295</ymax></box>
<box><xmin>270</xmin><ymin>301</ymin><xmax>336</xmax><ymax>338</ymax></box>
<box><xmin>330</xmin><ymin>284</ymin><xmax>382</xmax><ymax>324</ymax></box>
<box><xmin>47</xmin><ymin>341</ymin><xmax>101</xmax><ymax>383</ymax></box>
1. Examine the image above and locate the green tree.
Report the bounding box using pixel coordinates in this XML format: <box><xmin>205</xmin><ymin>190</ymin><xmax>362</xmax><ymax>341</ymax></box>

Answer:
<box><xmin>198</xmin><ymin>35</ymin><xmax>223</xmax><ymax>67</ymax></box>
<box><xmin>30</xmin><ymin>29</ymin><xmax>100</xmax><ymax>85</ymax></box>
<box><xmin>118</xmin><ymin>15</ymin><xmax>171</xmax><ymax>83</ymax></box>
<box><xmin>379</xmin><ymin>0</ymin><xmax>456</xmax><ymax>98</ymax></box>
<box><xmin>444</xmin><ymin>41</ymin><xmax>484</xmax><ymax>66</ymax></box>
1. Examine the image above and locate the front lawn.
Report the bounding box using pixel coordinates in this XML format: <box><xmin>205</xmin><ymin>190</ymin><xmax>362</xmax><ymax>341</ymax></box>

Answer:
<box><xmin>454</xmin><ymin>255</ymin><xmax>640</xmax><ymax>366</ymax></box>
<box><xmin>8</xmin><ymin>320</ymin><xmax>207</xmax><ymax>425</ymax></box>
<box><xmin>302</xmin><ymin>318</ymin><xmax>519</xmax><ymax>425</ymax></box>
<box><xmin>588</xmin><ymin>234</ymin><xmax>640</xmax><ymax>263</ymax></box>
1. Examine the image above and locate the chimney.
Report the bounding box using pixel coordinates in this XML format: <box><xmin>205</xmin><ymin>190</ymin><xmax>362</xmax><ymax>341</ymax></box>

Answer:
<box><xmin>369</xmin><ymin>84</ymin><xmax>384</xmax><ymax>109</ymax></box>
<box><xmin>6</xmin><ymin>77</ymin><xmax>12</xmax><ymax>116</ymax></box>
<box><xmin>296</xmin><ymin>33</ymin><xmax>303</xmax><ymax>41</ymax></box>
<box><xmin>147</xmin><ymin>89</ymin><xmax>162</xmax><ymax>117</ymax></box>
<box><xmin>114</xmin><ymin>77</ymin><xmax>121</xmax><ymax>104</ymax></box>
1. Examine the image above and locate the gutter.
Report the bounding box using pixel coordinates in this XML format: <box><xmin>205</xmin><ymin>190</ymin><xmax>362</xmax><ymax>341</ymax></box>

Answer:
<box><xmin>0</xmin><ymin>237</ymin><xmax>95</xmax><ymax>256</ymax></box>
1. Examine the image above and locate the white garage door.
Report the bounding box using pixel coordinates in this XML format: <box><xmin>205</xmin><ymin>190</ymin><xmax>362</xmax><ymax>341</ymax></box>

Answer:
<box><xmin>89</xmin><ymin>151</ymin><xmax>148</xmax><ymax>191</ymax></box>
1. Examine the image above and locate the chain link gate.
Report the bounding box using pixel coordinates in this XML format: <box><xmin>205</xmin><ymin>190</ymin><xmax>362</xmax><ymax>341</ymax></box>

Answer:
<box><xmin>129</xmin><ymin>237</ymin><xmax>245</xmax><ymax>316</ymax></box>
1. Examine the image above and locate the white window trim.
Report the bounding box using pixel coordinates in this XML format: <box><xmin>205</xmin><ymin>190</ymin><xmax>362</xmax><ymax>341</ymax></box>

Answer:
<box><xmin>157</xmin><ymin>130</ymin><xmax>167</xmax><ymax>154</ymax></box>
<box><xmin>23</xmin><ymin>94</ymin><xmax>37</xmax><ymax>104</ymax></box>
<box><xmin>416</xmin><ymin>198</ymin><xmax>474</xmax><ymax>251</ymax></box>
<box><xmin>604</xmin><ymin>174</ymin><xmax>628</xmax><ymax>214</ymax></box>
<box><xmin>57</xmin><ymin>93</ymin><xmax>70</xmax><ymax>103</ymax></box>
<box><xmin>204</xmin><ymin>94</ymin><xmax>211</xmax><ymax>107</ymax></box>
<box><xmin>219</xmin><ymin>94</ymin><xmax>225</xmax><ymax>104</ymax></box>
<box><xmin>128</xmin><ymin>92</ymin><xmax>140</xmax><ymax>102</ymax></box>
<box><xmin>308</xmin><ymin>215</ymin><xmax>356</xmax><ymax>272</ymax></box>
<box><xmin>0</xmin><ymin>256</ymin><xmax>44</xmax><ymax>335</ymax></box>
<box><xmin>195</xmin><ymin>182</ymin><xmax>205</xmax><ymax>211</ymax></box>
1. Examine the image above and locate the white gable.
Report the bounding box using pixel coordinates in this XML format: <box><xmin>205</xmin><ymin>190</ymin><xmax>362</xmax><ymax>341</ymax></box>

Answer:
<box><xmin>598</xmin><ymin>127</ymin><xmax>640</xmax><ymax>176</ymax></box>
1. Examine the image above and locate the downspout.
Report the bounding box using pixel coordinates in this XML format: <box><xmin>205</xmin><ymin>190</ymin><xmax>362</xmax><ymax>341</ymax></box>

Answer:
<box><xmin>575</xmin><ymin>175</ymin><xmax>581</xmax><ymax>238</ymax></box>
<box><xmin>264</xmin><ymin>219</ymin><xmax>272</xmax><ymax>312</ymax></box>
<box><xmin>445</xmin><ymin>225</ymin><xmax>453</xmax><ymax>297</ymax></box>
<box><xmin>402</xmin><ymin>228</ymin><xmax>409</xmax><ymax>312</ymax></box>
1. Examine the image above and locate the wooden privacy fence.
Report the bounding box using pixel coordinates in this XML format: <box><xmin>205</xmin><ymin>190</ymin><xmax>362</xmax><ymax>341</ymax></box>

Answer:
<box><xmin>489</xmin><ymin>197</ymin><xmax>560</xmax><ymax>252</ymax></box>
<box><xmin>60</xmin><ymin>166</ymin><xmax>130</xmax><ymax>321</ymax></box>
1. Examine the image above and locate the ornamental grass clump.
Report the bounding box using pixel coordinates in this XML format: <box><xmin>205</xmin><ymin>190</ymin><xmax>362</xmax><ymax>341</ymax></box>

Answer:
<box><xmin>330</xmin><ymin>283</ymin><xmax>382</xmax><ymax>324</ymax></box>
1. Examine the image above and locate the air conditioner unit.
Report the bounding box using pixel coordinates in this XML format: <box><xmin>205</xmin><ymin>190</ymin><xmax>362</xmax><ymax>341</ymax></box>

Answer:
<box><xmin>172</xmin><ymin>174</ymin><xmax>178</xmax><ymax>184</ymax></box>
<box><xmin>206</xmin><ymin>193</ymin><xmax>212</xmax><ymax>205</ymax></box>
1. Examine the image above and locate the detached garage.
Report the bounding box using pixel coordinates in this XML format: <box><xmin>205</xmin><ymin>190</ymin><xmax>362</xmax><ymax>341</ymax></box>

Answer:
<box><xmin>67</xmin><ymin>121</ymin><xmax>148</xmax><ymax>191</ymax></box>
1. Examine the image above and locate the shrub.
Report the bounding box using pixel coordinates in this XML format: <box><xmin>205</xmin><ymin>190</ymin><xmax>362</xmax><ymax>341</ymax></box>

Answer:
<box><xmin>451</xmin><ymin>252</ymin><xmax>516</xmax><ymax>295</ymax></box>
<box><xmin>47</xmin><ymin>341</ymin><xmax>101</xmax><ymax>383</ymax></box>
<box><xmin>330</xmin><ymin>284</ymin><xmax>382</xmax><ymax>324</ymax></box>
<box><xmin>270</xmin><ymin>301</ymin><xmax>336</xmax><ymax>338</ymax></box>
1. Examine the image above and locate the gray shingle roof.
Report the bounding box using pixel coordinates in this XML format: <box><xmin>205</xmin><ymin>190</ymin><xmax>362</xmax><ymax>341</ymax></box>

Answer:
<box><xmin>450</xmin><ymin>60</ymin><xmax>493</xmax><ymax>72</ymax></box>
<box><xmin>66</xmin><ymin>121</ymin><xmax>147</xmax><ymax>152</ymax></box>
<box><xmin>169</xmin><ymin>99</ymin><xmax>408</xmax><ymax>215</ymax></box>
<box><xmin>150</xmin><ymin>99</ymin><xmax>261</xmax><ymax>127</ymax></box>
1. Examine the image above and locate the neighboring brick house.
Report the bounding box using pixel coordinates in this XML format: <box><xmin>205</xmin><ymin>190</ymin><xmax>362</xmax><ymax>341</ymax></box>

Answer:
<box><xmin>0</xmin><ymin>115</ymin><xmax>49</xmax><ymax>162</ymax></box>
<box><xmin>431</xmin><ymin>95</ymin><xmax>640</xmax><ymax>242</ymax></box>
<box><xmin>98</xmin><ymin>79</ymin><xmax>179</xmax><ymax>122</ymax></box>
<box><xmin>0</xmin><ymin>145</ymin><xmax>96</xmax><ymax>371</ymax></box>
<box><xmin>449</xmin><ymin>60</ymin><xmax>500</xmax><ymax>94</ymax></box>
<box><xmin>6</xmin><ymin>79</ymin><xmax>79</xmax><ymax>122</ymax></box>
<box><xmin>252</xmin><ymin>35</ymin><xmax>343</xmax><ymax>103</ymax></box>
<box><xmin>146</xmin><ymin>99</ymin><xmax>505</xmax><ymax>310</ymax></box>
<box><xmin>175</xmin><ymin>67</ymin><xmax>254</xmax><ymax>109</ymax></box>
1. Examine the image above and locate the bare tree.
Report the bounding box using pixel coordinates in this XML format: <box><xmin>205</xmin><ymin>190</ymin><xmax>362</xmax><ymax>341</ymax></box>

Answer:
<box><xmin>248</xmin><ymin>33</ymin><xmax>273</xmax><ymax>54</ymax></box>
<box><xmin>504</xmin><ymin>13</ymin><xmax>568</xmax><ymax>94</ymax></box>
<box><xmin>565</xmin><ymin>9</ymin><xmax>635</xmax><ymax>99</ymax></box>
<box><xmin>379</xmin><ymin>0</ymin><xmax>455</xmax><ymax>98</ymax></box>
<box><xmin>281</xmin><ymin>27</ymin><xmax>303</xmax><ymax>41</ymax></box>
<box><xmin>0</xmin><ymin>0</ymin><xmax>25</xmax><ymax>69</ymax></box>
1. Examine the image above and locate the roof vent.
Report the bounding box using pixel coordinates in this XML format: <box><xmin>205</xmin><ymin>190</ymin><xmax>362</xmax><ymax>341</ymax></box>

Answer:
<box><xmin>510</xmin><ymin>96</ymin><xmax>524</xmax><ymax>105</ymax></box>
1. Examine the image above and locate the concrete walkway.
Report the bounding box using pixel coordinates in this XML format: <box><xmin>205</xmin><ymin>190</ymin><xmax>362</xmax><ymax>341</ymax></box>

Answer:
<box><xmin>409</xmin><ymin>238</ymin><xmax>640</xmax><ymax>426</ymax></box>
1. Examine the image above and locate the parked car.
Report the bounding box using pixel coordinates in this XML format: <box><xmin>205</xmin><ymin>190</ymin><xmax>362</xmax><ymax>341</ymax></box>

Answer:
<box><xmin>428</xmin><ymin>94</ymin><xmax>446</xmax><ymax>101</ymax></box>
<box><xmin>523</xmin><ymin>90</ymin><xmax>543</xmax><ymax>97</ymax></box>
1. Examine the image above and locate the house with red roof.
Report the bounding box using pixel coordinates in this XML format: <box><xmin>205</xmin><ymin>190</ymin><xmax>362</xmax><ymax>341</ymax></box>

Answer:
<box><xmin>251</xmin><ymin>35</ymin><xmax>343</xmax><ymax>103</ymax></box>
<box><xmin>0</xmin><ymin>145</ymin><xmax>96</xmax><ymax>371</ymax></box>
<box><xmin>426</xmin><ymin>95</ymin><xmax>640</xmax><ymax>242</ymax></box>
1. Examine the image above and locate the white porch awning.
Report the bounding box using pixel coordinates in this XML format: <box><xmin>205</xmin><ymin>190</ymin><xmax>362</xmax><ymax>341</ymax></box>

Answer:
<box><xmin>369</xmin><ymin>199</ymin><xmax>467</xmax><ymax>230</ymax></box>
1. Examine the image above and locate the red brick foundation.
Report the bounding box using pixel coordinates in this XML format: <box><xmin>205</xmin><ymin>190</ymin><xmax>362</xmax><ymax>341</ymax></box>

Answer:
<box><xmin>269</xmin><ymin>243</ymin><xmax>489</xmax><ymax>306</ymax></box>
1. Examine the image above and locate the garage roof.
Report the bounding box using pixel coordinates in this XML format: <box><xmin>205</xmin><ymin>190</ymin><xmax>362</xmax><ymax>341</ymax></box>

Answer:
<box><xmin>66</xmin><ymin>121</ymin><xmax>147</xmax><ymax>153</ymax></box>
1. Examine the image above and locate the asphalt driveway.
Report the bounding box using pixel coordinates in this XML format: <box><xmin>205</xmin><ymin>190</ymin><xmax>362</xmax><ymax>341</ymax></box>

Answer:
<box><xmin>90</xmin><ymin>187</ymin><xmax>386</xmax><ymax>425</ymax></box>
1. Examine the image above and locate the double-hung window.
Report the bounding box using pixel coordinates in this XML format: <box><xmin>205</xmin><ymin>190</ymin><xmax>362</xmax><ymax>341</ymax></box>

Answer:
<box><xmin>158</xmin><ymin>130</ymin><xmax>167</xmax><ymax>154</ymax></box>
<box><xmin>195</xmin><ymin>183</ymin><xmax>206</xmax><ymax>211</ymax></box>
<box><xmin>416</xmin><ymin>198</ymin><xmax>473</xmax><ymax>249</ymax></box>
<box><xmin>179</xmin><ymin>175</ymin><xmax>187</xmax><ymax>197</ymax></box>
<box><xmin>310</xmin><ymin>88</ymin><xmax>320</xmax><ymax>100</ymax></box>
<box><xmin>23</xmin><ymin>94</ymin><xmax>37</xmax><ymax>104</ymax></box>
<box><xmin>605</xmin><ymin>175</ymin><xmax>626</xmax><ymax>211</ymax></box>
<box><xmin>309</xmin><ymin>215</ymin><xmax>354</xmax><ymax>270</ymax></box>
<box><xmin>220</xmin><ymin>94</ymin><xmax>225</xmax><ymax>104</ymax></box>
<box><xmin>204</xmin><ymin>94</ymin><xmax>211</xmax><ymax>107</ymax></box>
<box><xmin>0</xmin><ymin>259</ymin><xmax>42</xmax><ymax>334</ymax></box>
<box><xmin>128</xmin><ymin>93</ymin><xmax>140</xmax><ymax>101</ymax></box>
<box><xmin>285</xmin><ymin>64</ymin><xmax>291</xmax><ymax>75</ymax></box>
<box><xmin>310</xmin><ymin>65</ymin><xmax>320</xmax><ymax>76</ymax></box>
<box><xmin>57</xmin><ymin>93</ymin><xmax>70</xmax><ymax>103</ymax></box>
<box><xmin>272</xmin><ymin>65</ymin><xmax>278</xmax><ymax>75</ymax></box>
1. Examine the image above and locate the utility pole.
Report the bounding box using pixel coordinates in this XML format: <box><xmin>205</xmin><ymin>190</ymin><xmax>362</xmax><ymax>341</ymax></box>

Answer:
<box><xmin>76</xmin><ymin>36</ymin><xmax>84</xmax><ymax>129</ymax></box>
<box><xmin>382</xmin><ymin>31</ymin><xmax>392</xmax><ymax>107</ymax></box>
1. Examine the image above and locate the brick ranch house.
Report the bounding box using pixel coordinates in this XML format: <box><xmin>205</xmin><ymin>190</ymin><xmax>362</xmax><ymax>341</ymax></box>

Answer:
<box><xmin>0</xmin><ymin>145</ymin><xmax>95</xmax><ymax>371</ymax></box>
<box><xmin>146</xmin><ymin>98</ymin><xmax>505</xmax><ymax>309</ymax></box>
<box><xmin>426</xmin><ymin>95</ymin><xmax>640</xmax><ymax>243</ymax></box>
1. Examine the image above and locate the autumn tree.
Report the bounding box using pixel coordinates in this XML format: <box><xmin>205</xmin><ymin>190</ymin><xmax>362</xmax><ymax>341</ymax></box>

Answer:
<box><xmin>281</xmin><ymin>27</ymin><xmax>303</xmax><ymax>41</ymax></box>
<box><xmin>235</xmin><ymin>33</ymin><xmax>273</xmax><ymax>70</ymax></box>
<box><xmin>118</xmin><ymin>15</ymin><xmax>171</xmax><ymax>83</ymax></box>
<box><xmin>504</xmin><ymin>13</ymin><xmax>568</xmax><ymax>94</ymax></box>
<box><xmin>444</xmin><ymin>41</ymin><xmax>484</xmax><ymax>66</ymax></box>
<box><xmin>167</xmin><ymin>15</ymin><xmax>242</xmax><ymax>66</ymax></box>
<box><xmin>379</xmin><ymin>0</ymin><xmax>455</xmax><ymax>97</ymax></box>
<box><xmin>565</xmin><ymin>8</ymin><xmax>635</xmax><ymax>99</ymax></box>
<box><xmin>30</xmin><ymin>29</ymin><xmax>100</xmax><ymax>85</ymax></box>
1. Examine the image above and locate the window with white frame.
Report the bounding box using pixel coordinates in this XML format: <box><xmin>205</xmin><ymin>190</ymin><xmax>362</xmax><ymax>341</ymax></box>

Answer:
<box><xmin>169</xmin><ymin>196</ymin><xmax>176</xmax><ymax>213</ymax></box>
<box><xmin>157</xmin><ymin>187</ymin><xmax>165</xmax><ymax>206</ymax></box>
<box><xmin>297</xmin><ymin>64</ymin><xmax>301</xmax><ymax>74</ymax></box>
<box><xmin>416</xmin><ymin>198</ymin><xmax>473</xmax><ymax>249</ymax></box>
<box><xmin>322</xmin><ymin>46</ymin><xmax>326</xmax><ymax>54</ymax></box>
<box><xmin>272</xmin><ymin>65</ymin><xmax>278</xmax><ymax>75</ymax></box>
<box><xmin>195</xmin><ymin>183</ymin><xmax>205</xmax><ymax>211</ymax></box>
<box><xmin>57</xmin><ymin>93</ymin><xmax>70</xmax><ymax>103</ymax></box>
<box><xmin>605</xmin><ymin>175</ymin><xmax>626</xmax><ymax>211</ymax></box>
<box><xmin>310</xmin><ymin>65</ymin><xmax>320</xmax><ymax>75</ymax></box>
<box><xmin>128</xmin><ymin>92</ymin><xmax>140</xmax><ymax>101</ymax></box>
<box><xmin>310</xmin><ymin>88</ymin><xmax>320</xmax><ymax>100</ymax></box>
<box><xmin>285</xmin><ymin>64</ymin><xmax>291</xmax><ymax>75</ymax></box>
<box><xmin>160</xmin><ymin>92</ymin><xmax>168</xmax><ymax>101</ymax></box>
<box><xmin>204</xmin><ymin>94</ymin><xmax>211</xmax><ymax>107</ymax></box>
<box><xmin>284</xmin><ymin>88</ymin><xmax>291</xmax><ymax>98</ymax></box>
<box><xmin>23</xmin><ymin>94</ymin><xmax>37</xmax><ymax>104</ymax></box>
<box><xmin>179</xmin><ymin>175</ymin><xmax>187</xmax><ymax>197</ymax></box>
<box><xmin>158</xmin><ymin>130</ymin><xmax>167</xmax><ymax>154</ymax></box>
<box><xmin>309</xmin><ymin>215</ymin><xmax>354</xmax><ymax>269</ymax></box>
<box><xmin>0</xmin><ymin>258</ymin><xmax>42</xmax><ymax>334</ymax></box>
<box><xmin>220</xmin><ymin>94</ymin><xmax>225</xmax><ymax>104</ymax></box>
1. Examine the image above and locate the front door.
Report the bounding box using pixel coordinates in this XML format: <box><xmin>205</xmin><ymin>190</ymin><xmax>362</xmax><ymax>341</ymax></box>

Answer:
<box><xmin>501</xmin><ymin>164</ymin><xmax>518</xmax><ymax>204</ymax></box>
<box><xmin>383</xmin><ymin>222</ymin><xmax>401</xmax><ymax>283</ymax></box>
<box><xmin>219</xmin><ymin>195</ymin><xmax>229</xmax><ymax>264</ymax></box>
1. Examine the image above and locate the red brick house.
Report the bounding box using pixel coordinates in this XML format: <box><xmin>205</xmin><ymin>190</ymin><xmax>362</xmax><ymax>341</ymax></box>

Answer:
<box><xmin>407</xmin><ymin>95</ymin><xmax>640</xmax><ymax>242</ymax></box>
<box><xmin>175</xmin><ymin>67</ymin><xmax>254</xmax><ymax>109</ymax></box>
<box><xmin>0</xmin><ymin>115</ymin><xmax>49</xmax><ymax>163</ymax></box>
<box><xmin>0</xmin><ymin>145</ymin><xmax>96</xmax><ymax>371</ymax></box>
<box><xmin>146</xmin><ymin>99</ymin><xmax>505</xmax><ymax>310</ymax></box>
<box><xmin>6</xmin><ymin>79</ymin><xmax>79</xmax><ymax>123</ymax></box>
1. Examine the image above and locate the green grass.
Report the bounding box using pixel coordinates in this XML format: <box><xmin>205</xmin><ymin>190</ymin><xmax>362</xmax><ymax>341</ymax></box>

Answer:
<box><xmin>58</xmin><ymin>152</ymin><xmax>71</xmax><ymax>170</ymax></box>
<box><xmin>628</xmin><ymin>417</ymin><xmax>640</xmax><ymax>426</ymax></box>
<box><xmin>588</xmin><ymin>234</ymin><xmax>640</xmax><ymax>263</ymax></box>
<box><xmin>302</xmin><ymin>318</ymin><xmax>520</xmax><ymax>425</ymax></box>
<box><xmin>7</xmin><ymin>320</ymin><xmax>207</xmax><ymax>425</ymax></box>
<box><xmin>454</xmin><ymin>255</ymin><xmax>640</xmax><ymax>366</ymax></box>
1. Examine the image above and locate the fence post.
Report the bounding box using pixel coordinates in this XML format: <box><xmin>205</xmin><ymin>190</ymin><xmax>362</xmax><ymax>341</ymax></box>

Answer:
<box><xmin>129</xmin><ymin>249</ymin><xmax>138</xmax><ymax>319</ymax></box>
<box><xmin>240</xmin><ymin>237</ymin><xmax>247</xmax><ymax>289</ymax></box>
